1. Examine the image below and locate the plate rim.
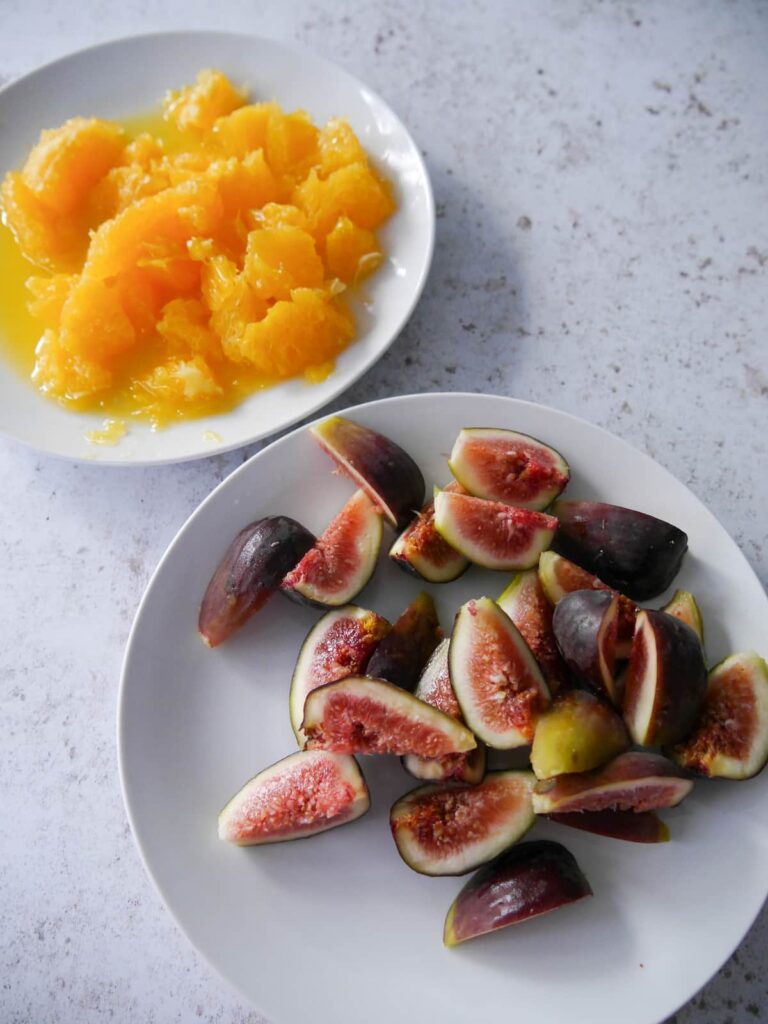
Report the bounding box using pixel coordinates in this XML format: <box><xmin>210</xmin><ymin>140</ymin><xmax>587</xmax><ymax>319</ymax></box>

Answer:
<box><xmin>0</xmin><ymin>29</ymin><xmax>436</xmax><ymax>467</ymax></box>
<box><xmin>117</xmin><ymin>390</ymin><xmax>768</xmax><ymax>1024</ymax></box>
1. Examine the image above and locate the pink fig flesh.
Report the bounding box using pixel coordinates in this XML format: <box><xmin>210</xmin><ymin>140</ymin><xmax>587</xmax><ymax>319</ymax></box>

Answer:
<box><xmin>281</xmin><ymin>490</ymin><xmax>382</xmax><ymax>608</ymax></box>
<box><xmin>532</xmin><ymin>751</ymin><xmax>692</xmax><ymax>815</ymax></box>
<box><xmin>302</xmin><ymin>676</ymin><xmax>477</xmax><ymax>757</ymax></box>
<box><xmin>497</xmin><ymin>569</ymin><xmax>569</xmax><ymax>693</ymax></box>
<box><xmin>390</xmin><ymin>482</ymin><xmax>468</xmax><ymax>583</ymax></box>
<box><xmin>402</xmin><ymin>639</ymin><xmax>487</xmax><ymax>784</ymax></box>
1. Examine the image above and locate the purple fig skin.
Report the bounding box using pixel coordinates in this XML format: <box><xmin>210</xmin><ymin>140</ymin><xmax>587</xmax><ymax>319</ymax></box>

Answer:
<box><xmin>623</xmin><ymin>610</ymin><xmax>707</xmax><ymax>746</ymax></box>
<box><xmin>548</xmin><ymin>810</ymin><xmax>669</xmax><ymax>844</ymax></box>
<box><xmin>552</xmin><ymin>590</ymin><xmax>620</xmax><ymax>704</ymax></box>
<box><xmin>367</xmin><ymin>591</ymin><xmax>442</xmax><ymax>691</ymax></box>
<box><xmin>311</xmin><ymin>416</ymin><xmax>425</xmax><ymax>530</ymax></box>
<box><xmin>532</xmin><ymin>751</ymin><xmax>692</xmax><ymax>815</ymax></box>
<box><xmin>551</xmin><ymin>501</ymin><xmax>688</xmax><ymax>601</ymax></box>
<box><xmin>199</xmin><ymin>516</ymin><xmax>315</xmax><ymax>647</ymax></box>
<box><xmin>444</xmin><ymin>840</ymin><xmax>592</xmax><ymax>946</ymax></box>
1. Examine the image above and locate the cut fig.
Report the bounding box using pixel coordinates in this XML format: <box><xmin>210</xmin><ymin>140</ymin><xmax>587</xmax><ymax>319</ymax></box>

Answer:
<box><xmin>434</xmin><ymin>490</ymin><xmax>557</xmax><ymax>571</ymax></box>
<box><xmin>310</xmin><ymin>415</ymin><xmax>425</xmax><ymax>530</ymax></box>
<box><xmin>302</xmin><ymin>676</ymin><xmax>477</xmax><ymax>757</ymax></box>
<box><xmin>669</xmin><ymin>651</ymin><xmax>768</xmax><ymax>780</ymax></box>
<box><xmin>552</xmin><ymin>590</ymin><xmax>621</xmax><ymax>704</ymax></box>
<box><xmin>449</xmin><ymin>427</ymin><xmax>569</xmax><ymax>511</ymax></box>
<box><xmin>623</xmin><ymin>610</ymin><xmax>707</xmax><ymax>746</ymax></box>
<box><xmin>218</xmin><ymin>750</ymin><xmax>369</xmax><ymax>845</ymax></box>
<box><xmin>282</xmin><ymin>490</ymin><xmax>382</xmax><ymax>608</ymax></box>
<box><xmin>443</xmin><ymin>840</ymin><xmax>592</xmax><ymax>946</ymax></box>
<box><xmin>538</xmin><ymin>550</ymin><xmax>636</xmax><ymax>658</ymax></box>
<box><xmin>366</xmin><ymin>591</ymin><xmax>441</xmax><ymax>691</ymax></box>
<box><xmin>402</xmin><ymin>639</ymin><xmax>487</xmax><ymax>784</ymax></box>
<box><xmin>530</xmin><ymin>689</ymin><xmax>629</xmax><ymax>780</ymax></box>
<box><xmin>199</xmin><ymin>515</ymin><xmax>315</xmax><ymax>647</ymax></box>
<box><xmin>390</xmin><ymin>771</ymin><xmax>536</xmax><ymax>876</ymax></box>
<box><xmin>389</xmin><ymin>482</ymin><xmax>469</xmax><ymax>583</ymax></box>
<box><xmin>548</xmin><ymin>810</ymin><xmax>669</xmax><ymax>844</ymax></box>
<box><xmin>532</xmin><ymin>751</ymin><xmax>693</xmax><ymax>815</ymax></box>
<box><xmin>449</xmin><ymin>597</ymin><xmax>550</xmax><ymax>748</ymax></box>
<box><xmin>289</xmin><ymin>605</ymin><xmax>390</xmax><ymax>745</ymax></box>
<box><xmin>661</xmin><ymin>589</ymin><xmax>704</xmax><ymax>645</ymax></box>
<box><xmin>551</xmin><ymin>500</ymin><xmax>688</xmax><ymax>601</ymax></box>
<box><xmin>497</xmin><ymin>570</ymin><xmax>569</xmax><ymax>692</ymax></box>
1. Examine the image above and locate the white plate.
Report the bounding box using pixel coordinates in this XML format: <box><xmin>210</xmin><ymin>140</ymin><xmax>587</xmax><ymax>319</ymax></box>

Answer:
<box><xmin>0</xmin><ymin>32</ymin><xmax>434</xmax><ymax>464</ymax></box>
<box><xmin>119</xmin><ymin>393</ymin><xmax>768</xmax><ymax>1024</ymax></box>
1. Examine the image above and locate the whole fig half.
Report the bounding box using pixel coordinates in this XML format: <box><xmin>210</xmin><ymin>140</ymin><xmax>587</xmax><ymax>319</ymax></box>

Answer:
<box><xmin>551</xmin><ymin>500</ymin><xmax>688</xmax><ymax>601</ymax></box>
<box><xmin>443</xmin><ymin>840</ymin><xmax>592</xmax><ymax>946</ymax></box>
<box><xmin>199</xmin><ymin>515</ymin><xmax>315</xmax><ymax>647</ymax></box>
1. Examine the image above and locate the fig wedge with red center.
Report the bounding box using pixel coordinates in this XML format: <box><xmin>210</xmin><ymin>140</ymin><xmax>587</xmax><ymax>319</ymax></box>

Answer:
<box><xmin>390</xmin><ymin>482</ymin><xmax>469</xmax><ymax>583</ymax></box>
<box><xmin>449</xmin><ymin>427</ymin><xmax>570</xmax><ymax>511</ymax></box>
<box><xmin>390</xmin><ymin>771</ymin><xmax>536</xmax><ymax>876</ymax></box>
<box><xmin>434</xmin><ymin>490</ymin><xmax>557</xmax><ymax>571</ymax></box>
<box><xmin>552</xmin><ymin>590</ymin><xmax>621</xmax><ymax>704</ymax></box>
<box><xmin>443</xmin><ymin>840</ymin><xmax>592</xmax><ymax>946</ymax></box>
<box><xmin>497</xmin><ymin>570</ymin><xmax>569</xmax><ymax>693</ymax></box>
<box><xmin>218</xmin><ymin>750</ymin><xmax>369</xmax><ymax>845</ymax></box>
<box><xmin>366</xmin><ymin>591</ymin><xmax>441</xmax><ymax>691</ymax></box>
<box><xmin>449</xmin><ymin>597</ymin><xmax>550</xmax><ymax>748</ymax></box>
<box><xmin>530</xmin><ymin>689</ymin><xmax>629</xmax><ymax>780</ymax></box>
<box><xmin>669</xmin><ymin>651</ymin><xmax>768</xmax><ymax>780</ymax></box>
<box><xmin>310</xmin><ymin>415</ymin><xmax>425</xmax><ymax>530</ymax></box>
<box><xmin>548</xmin><ymin>810</ymin><xmax>669</xmax><ymax>844</ymax></box>
<box><xmin>199</xmin><ymin>515</ymin><xmax>315</xmax><ymax>647</ymax></box>
<box><xmin>532</xmin><ymin>751</ymin><xmax>692</xmax><ymax>815</ymax></box>
<box><xmin>302</xmin><ymin>676</ymin><xmax>477</xmax><ymax>757</ymax></box>
<box><xmin>402</xmin><ymin>639</ymin><xmax>487</xmax><ymax>784</ymax></box>
<box><xmin>538</xmin><ymin>550</ymin><xmax>636</xmax><ymax>658</ymax></box>
<box><xmin>661</xmin><ymin>589</ymin><xmax>704</xmax><ymax>645</ymax></box>
<box><xmin>623</xmin><ymin>610</ymin><xmax>707</xmax><ymax>747</ymax></box>
<box><xmin>551</xmin><ymin>500</ymin><xmax>688</xmax><ymax>601</ymax></box>
<box><xmin>282</xmin><ymin>490</ymin><xmax>382</xmax><ymax>608</ymax></box>
<box><xmin>289</xmin><ymin>605</ymin><xmax>390</xmax><ymax>745</ymax></box>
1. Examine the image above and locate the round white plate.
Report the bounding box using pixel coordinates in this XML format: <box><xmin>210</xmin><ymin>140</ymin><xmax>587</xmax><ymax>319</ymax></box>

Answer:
<box><xmin>119</xmin><ymin>393</ymin><xmax>768</xmax><ymax>1024</ymax></box>
<box><xmin>0</xmin><ymin>32</ymin><xmax>434</xmax><ymax>464</ymax></box>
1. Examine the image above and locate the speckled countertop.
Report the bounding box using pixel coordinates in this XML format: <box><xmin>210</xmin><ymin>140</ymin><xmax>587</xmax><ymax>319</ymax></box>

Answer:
<box><xmin>2</xmin><ymin>1</ymin><xmax>767</xmax><ymax>1021</ymax></box>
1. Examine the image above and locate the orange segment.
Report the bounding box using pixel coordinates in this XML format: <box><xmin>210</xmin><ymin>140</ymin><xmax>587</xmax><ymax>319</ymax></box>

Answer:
<box><xmin>26</xmin><ymin>274</ymin><xmax>76</xmax><ymax>327</ymax></box>
<box><xmin>239</xmin><ymin>288</ymin><xmax>354</xmax><ymax>378</ymax></box>
<box><xmin>212</xmin><ymin>103</ymin><xmax>277</xmax><ymax>158</ymax></box>
<box><xmin>58</xmin><ymin>277</ymin><xmax>136</xmax><ymax>362</ymax></box>
<box><xmin>265</xmin><ymin>109</ymin><xmax>319</xmax><ymax>179</ymax></box>
<box><xmin>294</xmin><ymin>162</ymin><xmax>395</xmax><ymax>238</ymax></box>
<box><xmin>317</xmin><ymin>119</ymin><xmax>367</xmax><ymax>177</ymax></box>
<box><xmin>324</xmin><ymin>216</ymin><xmax>382</xmax><ymax>283</ymax></box>
<box><xmin>244</xmin><ymin>225</ymin><xmax>324</xmax><ymax>300</ymax></box>
<box><xmin>21</xmin><ymin>117</ymin><xmax>126</xmax><ymax>215</ymax></box>
<box><xmin>163</xmin><ymin>69</ymin><xmax>246</xmax><ymax>134</ymax></box>
<box><xmin>0</xmin><ymin>172</ymin><xmax>84</xmax><ymax>270</ymax></box>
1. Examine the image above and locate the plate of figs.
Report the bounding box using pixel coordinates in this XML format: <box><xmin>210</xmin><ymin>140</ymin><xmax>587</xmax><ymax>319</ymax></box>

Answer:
<box><xmin>119</xmin><ymin>392</ymin><xmax>768</xmax><ymax>1024</ymax></box>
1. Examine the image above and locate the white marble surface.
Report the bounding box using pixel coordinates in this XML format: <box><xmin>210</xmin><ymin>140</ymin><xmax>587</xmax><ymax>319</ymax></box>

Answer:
<box><xmin>1</xmin><ymin>1</ymin><xmax>767</xmax><ymax>1022</ymax></box>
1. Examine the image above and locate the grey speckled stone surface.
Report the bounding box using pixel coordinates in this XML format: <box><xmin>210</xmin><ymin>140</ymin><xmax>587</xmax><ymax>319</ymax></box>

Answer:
<box><xmin>1</xmin><ymin>1</ymin><xmax>767</xmax><ymax>1022</ymax></box>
